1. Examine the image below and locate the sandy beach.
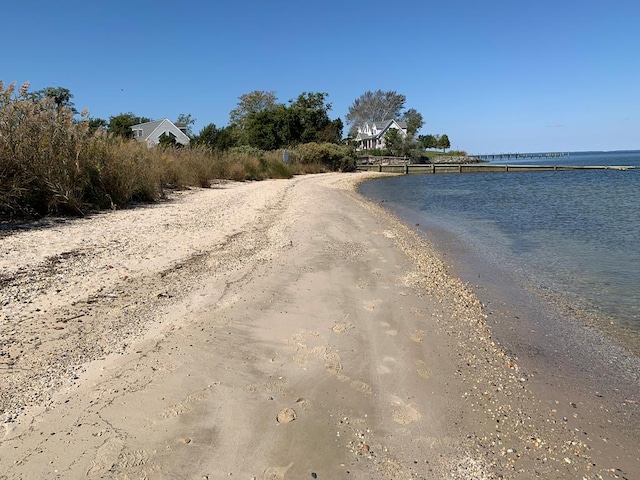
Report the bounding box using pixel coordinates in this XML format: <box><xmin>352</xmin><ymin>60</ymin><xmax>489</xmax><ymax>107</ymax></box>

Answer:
<box><xmin>1</xmin><ymin>172</ymin><xmax>638</xmax><ymax>479</ymax></box>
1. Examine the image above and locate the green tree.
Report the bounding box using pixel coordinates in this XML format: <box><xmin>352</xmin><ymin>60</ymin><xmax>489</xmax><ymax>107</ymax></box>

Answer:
<box><xmin>288</xmin><ymin>92</ymin><xmax>342</xmax><ymax>144</ymax></box>
<box><xmin>243</xmin><ymin>105</ymin><xmax>290</xmax><ymax>150</ymax></box>
<box><xmin>88</xmin><ymin>117</ymin><xmax>107</xmax><ymax>133</ymax></box>
<box><xmin>242</xmin><ymin>92</ymin><xmax>343</xmax><ymax>149</ymax></box>
<box><xmin>29</xmin><ymin>86</ymin><xmax>76</xmax><ymax>113</ymax></box>
<box><xmin>192</xmin><ymin>123</ymin><xmax>218</xmax><ymax>145</ymax></box>
<box><xmin>229</xmin><ymin>90</ymin><xmax>279</xmax><ymax>130</ymax></box>
<box><xmin>385</xmin><ymin>129</ymin><xmax>423</xmax><ymax>157</ymax></box>
<box><xmin>383</xmin><ymin>129</ymin><xmax>403</xmax><ymax>156</ymax></box>
<box><xmin>401</xmin><ymin>108</ymin><xmax>424</xmax><ymax>136</ymax></box>
<box><xmin>438</xmin><ymin>134</ymin><xmax>451</xmax><ymax>152</ymax></box>
<box><xmin>192</xmin><ymin>123</ymin><xmax>237</xmax><ymax>150</ymax></box>
<box><xmin>175</xmin><ymin>113</ymin><xmax>196</xmax><ymax>137</ymax></box>
<box><xmin>158</xmin><ymin>132</ymin><xmax>178</xmax><ymax>147</ymax></box>
<box><xmin>346</xmin><ymin>90</ymin><xmax>406</xmax><ymax>135</ymax></box>
<box><xmin>419</xmin><ymin>134</ymin><xmax>438</xmax><ymax>149</ymax></box>
<box><xmin>318</xmin><ymin>118</ymin><xmax>343</xmax><ymax>144</ymax></box>
<box><xmin>108</xmin><ymin>112</ymin><xmax>152</xmax><ymax>139</ymax></box>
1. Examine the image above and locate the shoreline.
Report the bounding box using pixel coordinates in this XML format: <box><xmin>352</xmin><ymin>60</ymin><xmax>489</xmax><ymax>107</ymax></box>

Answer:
<box><xmin>358</xmin><ymin>172</ymin><xmax>640</xmax><ymax>444</ymax></box>
<box><xmin>356</xmin><ymin>172</ymin><xmax>640</xmax><ymax>376</ymax></box>
<box><xmin>1</xmin><ymin>172</ymin><xmax>638</xmax><ymax>478</ymax></box>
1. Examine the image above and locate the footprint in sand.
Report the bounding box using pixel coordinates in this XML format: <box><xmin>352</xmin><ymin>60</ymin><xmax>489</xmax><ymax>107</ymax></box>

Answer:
<box><xmin>160</xmin><ymin>387</ymin><xmax>210</xmax><ymax>419</ymax></box>
<box><xmin>391</xmin><ymin>399</ymin><xmax>422</xmax><ymax>425</ymax></box>
<box><xmin>331</xmin><ymin>322</ymin><xmax>353</xmax><ymax>334</ymax></box>
<box><xmin>118</xmin><ymin>449</ymin><xmax>150</xmax><ymax>468</ymax></box>
<box><xmin>415</xmin><ymin>359</ymin><xmax>432</xmax><ymax>379</ymax></box>
<box><xmin>370</xmin><ymin>268</ymin><xmax>383</xmax><ymax>277</ymax></box>
<box><xmin>87</xmin><ymin>437</ymin><xmax>124</xmax><ymax>475</ymax></box>
<box><xmin>411</xmin><ymin>330</ymin><xmax>426</xmax><ymax>343</ymax></box>
<box><xmin>325</xmin><ymin>361</ymin><xmax>343</xmax><ymax>375</ymax></box>
<box><xmin>294</xmin><ymin>397</ymin><xmax>310</xmax><ymax>409</ymax></box>
<box><xmin>363</xmin><ymin>300</ymin><xmax>380</xmax><ymax>311</ymax></box>
<box><xmin>351</xmin><ymin>380</ymin><xmax>372</xmax><ymax>395</ymax></box>
<box><xmin>377</xmin><ymin>356</ymin><xmax>396</xmax><ymax>374</ymax></box>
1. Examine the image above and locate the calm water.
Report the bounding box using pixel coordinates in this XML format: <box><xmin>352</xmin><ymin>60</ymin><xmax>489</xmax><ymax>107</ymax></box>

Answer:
<box><xmin>359</xmin><ymin>151</ymin><xmax>640</xmax><ymax>351</ymax></box>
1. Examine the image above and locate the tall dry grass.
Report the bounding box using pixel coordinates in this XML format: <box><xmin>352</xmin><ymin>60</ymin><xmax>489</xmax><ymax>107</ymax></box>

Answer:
<box><xmin>0</xmin><ymin>81</ymin><xmax>354</xmax><ymax>219</ymax></box>
<box><xmin>0</xmin><ymin>81</ymin><xmax>91</xmax><ymax>216</ymax></box>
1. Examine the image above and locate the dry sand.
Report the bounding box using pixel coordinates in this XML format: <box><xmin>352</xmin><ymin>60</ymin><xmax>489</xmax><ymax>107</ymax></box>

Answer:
<box><xmin>0</xmin><ymin>172</ymin><xmax>638</xmax><ymax>479</ymax></box>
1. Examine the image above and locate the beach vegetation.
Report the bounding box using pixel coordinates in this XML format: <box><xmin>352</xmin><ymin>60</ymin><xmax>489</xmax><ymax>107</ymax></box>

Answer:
<box><xmin>27</xmin><ymin>85</ymin><xmax>77</xmax><ymax>114</ymax></box>
<box><xmin>289</xmin><ymin>142</ymin><xmax>356</xmax><ymax>172</ymax></box>
<box><xmin>0</xmin><ymin>81</ymin><xmax>355</xmax><ymax>219</ymax></box>
<box><xmin>88</xmin><ymin>117</ymin><xmax>108</xmax><ymax>133</ymax></box>
<box><xmin>191</xmin><ymin>123</ymin><xmax>237</xmax><ymax>150</ymax></box>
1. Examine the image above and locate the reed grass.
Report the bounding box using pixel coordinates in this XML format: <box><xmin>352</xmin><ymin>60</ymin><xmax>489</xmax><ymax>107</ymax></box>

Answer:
<box><xmin>0</xmin><ymin>82</ymin><xmax>355</xmax><ymax>219</ymax></box>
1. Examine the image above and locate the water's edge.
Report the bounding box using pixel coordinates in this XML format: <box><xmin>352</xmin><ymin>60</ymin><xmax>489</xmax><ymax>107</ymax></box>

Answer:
<box><xmin>357</xmin><ymin>176</ymin><xmax>639</xmax><ymax>429</ymax></box>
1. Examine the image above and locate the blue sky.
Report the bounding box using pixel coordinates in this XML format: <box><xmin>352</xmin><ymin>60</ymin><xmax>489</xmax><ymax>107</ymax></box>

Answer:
<box><xmin>3</xmin><ymin>0</ymin><xmax>639</xmax><ymax>153</ymax></box>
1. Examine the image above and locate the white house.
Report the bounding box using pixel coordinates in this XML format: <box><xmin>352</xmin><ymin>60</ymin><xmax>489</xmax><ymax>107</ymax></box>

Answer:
<box><xmin>131</xmin><ymin>118</ymin><xmax>190</xmax><ymax>147</ymax></box>
<box><xmin>354</xmin><ymin>119</ymin><xmax>408</xmax><ymax>151</ymax></box>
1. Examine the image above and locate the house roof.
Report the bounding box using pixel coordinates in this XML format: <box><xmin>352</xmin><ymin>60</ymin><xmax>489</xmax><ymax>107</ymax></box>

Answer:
<box><xmin>357</xmin><ymin>119</ymin><xmax>408</xmax><ymax>140</ymax></box>
<box><xmin>373</xmin><ymin>119</ymin><xmax>407</xmax><ymax>130</ymax></box>
<box><xmin>360</xmin><ymin>119</ymin><xmax>408</xmax><ymax>130</ymax></box>
<box><xmin>355</xmin><ymin>133</ymin><xmax>373</xmax><ymax>141</ymax></box>
<box><xmin>131</xmin><ymin>119</ymin><xmax>165</xmax><ymax>139</ymax></box>
<box><xmin>131</xmin><ymin>118</ymin><xmax>190</xmax><ymax>145</ymax></box>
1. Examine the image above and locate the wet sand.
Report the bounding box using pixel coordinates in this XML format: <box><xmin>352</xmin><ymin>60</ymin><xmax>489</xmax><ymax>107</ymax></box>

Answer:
<box><xmin>0</xmin><ymin>172</ymin><xmax>638</xmax><ymax>479</ymax></box>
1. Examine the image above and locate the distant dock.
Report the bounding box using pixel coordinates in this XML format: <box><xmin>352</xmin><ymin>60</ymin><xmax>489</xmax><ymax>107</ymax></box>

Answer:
<box><xmin>472</xmin><ymin>152</ymin><xmax>569</xmax><ymax>161</ymax></box>
<box><xmin>357</xmin><ymin>163</ymin><xmax>637</xmax><ymax>175</ymax></box>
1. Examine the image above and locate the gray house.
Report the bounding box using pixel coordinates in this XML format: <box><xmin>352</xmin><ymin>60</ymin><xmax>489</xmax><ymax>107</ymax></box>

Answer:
<box><xmin>131</xmin><ymin>118</ymin><xmax>190</xmax><ymax>147</ymax></box>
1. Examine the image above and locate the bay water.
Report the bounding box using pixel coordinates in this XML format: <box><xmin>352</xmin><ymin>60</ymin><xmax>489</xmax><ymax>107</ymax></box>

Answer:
<box><xmin>359</xmin><ymin>151</ymin><xmax>640</xmax><ymax>358</ymax></box>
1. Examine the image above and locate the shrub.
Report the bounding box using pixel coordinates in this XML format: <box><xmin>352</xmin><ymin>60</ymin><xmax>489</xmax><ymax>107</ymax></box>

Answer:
<box><xmin>0</xmin><ymin>81</ymin><xmax>92</xmax><ymax>216</ymax></box>
<box><xmin>290</xmin><ymin>142</ymin><xmax>356</xmax><ymax>172</ymax></box>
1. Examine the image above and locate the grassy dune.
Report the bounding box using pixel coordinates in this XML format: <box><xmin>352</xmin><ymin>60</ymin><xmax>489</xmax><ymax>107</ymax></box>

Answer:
<box><xmin>0</xmin><ymin>82</ymin><xmax>355</xmax><ymax>218</ymax></box>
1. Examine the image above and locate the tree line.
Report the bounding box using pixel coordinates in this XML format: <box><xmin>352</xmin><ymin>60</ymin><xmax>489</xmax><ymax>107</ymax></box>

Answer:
<box><xmin>1</xmin><ymin>83</ymin><xmax>459</xmax><ymax>218</ymax></box>
<box><xmin>10</xmin><ymin>85</ymin><xmax>457</xmax><ymax>158</ymax></box>
<box><xmin>80</xmin><ymin>88</ymin><xmax>451</xmax><ymax>154</ymax></box>
<box><xmin>90</xmin><ymin>91</ymin><xmax>342</xmax><ymax>151</ymax></box>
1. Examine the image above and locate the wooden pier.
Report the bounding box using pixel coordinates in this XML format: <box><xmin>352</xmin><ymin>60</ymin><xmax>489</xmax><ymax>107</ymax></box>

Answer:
<box><xmin>472</xmin><ymin>152</ymin><xmax>569</xmax><ymax>161</ymax></box>
<box><xmin>357</xmin><ymin>163</ymin><xmax>637</xmax><ymax>175</ymax></box>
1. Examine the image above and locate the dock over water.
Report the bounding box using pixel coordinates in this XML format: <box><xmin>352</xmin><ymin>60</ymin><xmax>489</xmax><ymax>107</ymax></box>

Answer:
<box><xmin>357</xmin><ymin>163</ymin><xmax>637</xmax><ymax>175</ymax></box>
<box><xmin>473</xmin><ymin>152</ymin><xmax>569</xmax><ymax>161</ymax></box>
